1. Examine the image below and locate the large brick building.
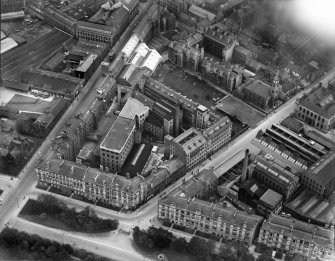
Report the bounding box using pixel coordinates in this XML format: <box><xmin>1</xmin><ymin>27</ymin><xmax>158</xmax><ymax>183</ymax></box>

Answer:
<box><xmin>301</xmin><ymin>151</ymin><xmax>335</xmax><ymax>198</ymax></box>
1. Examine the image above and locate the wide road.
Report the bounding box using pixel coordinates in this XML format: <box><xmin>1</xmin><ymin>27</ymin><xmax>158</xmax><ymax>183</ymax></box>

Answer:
<box><xmin>0</xmin><ymin>64</ymin><xmax>105</xmax><ymax>230</ymax></box>
<box><xmin>1</xmin><ymin>29</ymin><xmax>70</xmax><ymax>80</ymax></box>
<box><xmin>12</xmin><ymin>217</ymin><xmax>155</xmax><ymax>261</ymax></box>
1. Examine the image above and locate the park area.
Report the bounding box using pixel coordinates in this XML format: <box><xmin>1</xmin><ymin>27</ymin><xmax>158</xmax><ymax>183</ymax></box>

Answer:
<box><xmin>216</xmin><ymin>95</ymin><xmax>266</xmax><ymax>128</ymax></box>
<box><xmin>155</xmin><ymin>63</ymin><xmax>225</xmax><ymax>109</ymax></box>
<box><xmin>19</xmin><ymin>194</ymin><xmax>119</xmax><ymax>233</ymax></box>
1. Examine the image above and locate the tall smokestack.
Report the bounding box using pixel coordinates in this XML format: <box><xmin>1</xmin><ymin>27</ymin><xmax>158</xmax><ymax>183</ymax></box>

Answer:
<box><xmin>157</xmin><ymin>0</ymin><xmax>161</xmax><ymax>34</ymax></box>
<box><xmin>241</xmin><ymin>149</ymin><xmax>249</xmax><ymax>183</ymax></box>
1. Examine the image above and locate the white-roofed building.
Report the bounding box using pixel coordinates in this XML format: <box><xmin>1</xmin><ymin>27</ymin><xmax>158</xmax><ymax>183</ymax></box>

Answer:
<box><xmin>1</xmin><ymin>37</ymin><xmax>18</xmax><ymax>54</ymax></box>
<box><xmin>121</xmin><ymin>35</ymin><xmax>140</xmax><ymax>60</ymax></box>
<box><xmin>141</xmin><ymin>49</ymin><xmax>161</xmax><ymax>72</ymax></box>
<box><xmin>118</xmin><ymin>41</ymin><xmax>161</xmax><ymax>86</ymax></box>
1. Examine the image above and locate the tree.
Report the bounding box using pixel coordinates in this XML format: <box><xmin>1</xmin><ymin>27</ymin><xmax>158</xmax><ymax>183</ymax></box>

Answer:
<box><xmin>257</xmin><ymin>253</ymin><xmax>274</xmax><ymax>261</ymax></box>
<box><xmin>171</xmin><ymin>237</ymin><xmax>188</xmax><ymax>253</ymax></box>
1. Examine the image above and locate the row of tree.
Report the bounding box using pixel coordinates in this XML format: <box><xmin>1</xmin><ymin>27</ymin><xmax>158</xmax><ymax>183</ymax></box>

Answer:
<box><xmin>133</xmin><ymin>226</ymin><xmax>273</xmax><ymax>261</ymax></box>
<box><xmin>0</xmin><ymin>227</ymin><xmax>110</xmax><ymax>261</ymax></box>
<box><xmin>20</xmin><ymin>194</ymin><xmax>119</xmax><ymax>233</ymax></box>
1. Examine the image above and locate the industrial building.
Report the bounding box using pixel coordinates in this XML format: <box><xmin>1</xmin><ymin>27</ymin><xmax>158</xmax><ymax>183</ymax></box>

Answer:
<box><xmin>252</xmin><ymin>155</ymin><xmax>300</xmax><ymax>200</ymax></box>
<box><xmin>301</xmin><ymin>151</ymin><xmax>335</xmax><ymax>198</ymax></box>
<box><xmin>252</xmin><ymin>124</ymin><xmax>328</xmax><ymax>171</ymax></box>
<box><xmin>100</xmin><ymin>97</ymin><xmax>149</xmax><ymax>172</ymax></box>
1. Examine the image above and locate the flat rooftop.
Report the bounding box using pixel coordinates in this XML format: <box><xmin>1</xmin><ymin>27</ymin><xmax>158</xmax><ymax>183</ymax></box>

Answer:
<box><xmin>259</xmin><ymin>189</ymin><xmax>283</xmax><ymax>209</ymax></box>
<box><xmin>216</xmin><ymin>95</ymin><xmax>265</xmax><ymax>128</ymax></box>
<box><xmin>119</xmin><ymin>97</ymin><xmax>149</xmax><ymax>120</ymax></box>
<box><xmin>100</xmin><ymin>117</ymin><xmax>135</xmax><ymax>152</ymax></box>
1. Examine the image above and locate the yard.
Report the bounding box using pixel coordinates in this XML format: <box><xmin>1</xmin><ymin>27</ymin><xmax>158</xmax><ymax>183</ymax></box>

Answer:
<box><xmin>216</xmin><ymin>95</ymin><xmax>266</xmax><ymax>128</ymax></box>
<box><xmin>155</xmin><ymin>63</ymin><xmax>226</xmax><ymax>109</ymax></box>
<box><xmin>5</xmin><ymin>94</ymin><xmax>56</xmax><ymax>113</ymax></box>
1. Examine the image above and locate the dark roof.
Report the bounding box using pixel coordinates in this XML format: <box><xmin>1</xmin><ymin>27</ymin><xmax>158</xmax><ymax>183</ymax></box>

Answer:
<box><xmin>3</xmin><ymin>80</ymin><xmax>30</xmax><ymax>92</ymax></box>
<box><xmin>254</xmin><ymin>156</ymin><xmax>299</xmax><ymax>186</ymax></box>
<box><xmin>120</xmin><ymin>143</ymin><xmax>153</xmax><ymax>178</ymax></box>
<box><xmin>100</xmin><ymin>117</ymin><xmax>135</xmax><ymax>152</ymax></box>
<box><xmin>280</xmin><ymin>117</ymin><xmax>304</xmax><ymax>134</ymax></box>
<box><xmin>244</xmin><ymin>80</ymin><xmax>271</xmax><ymax>99</ymax></box>
<box><xmin>304</xmin><ymin>130</ymin><xmax>335</xmax><ymax>150</ymax></box>
<box><xmin>77</xmin><ymin>21</ymin><xmax>115</xmax><ymax>34</ymax></box>
<box><xmin>204</xmin><ymin>27</ymin><xmax>236</xmax><ymax>48</ymax></box>
<box><xmin>305</xmin><ymin>151</ymin><xmax>335</xmax><ymax>186</ymax></box>
<box><xmin>145</xmin><ymin>112</ymin><xmax>163</xmax><ymax>127</ymax></box>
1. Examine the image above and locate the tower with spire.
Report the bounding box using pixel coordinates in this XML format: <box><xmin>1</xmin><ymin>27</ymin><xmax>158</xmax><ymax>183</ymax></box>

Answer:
<box><xmin>271</xmin><ymin>70</ymin><xmax>281</xmax><ymax>101</ymax></box>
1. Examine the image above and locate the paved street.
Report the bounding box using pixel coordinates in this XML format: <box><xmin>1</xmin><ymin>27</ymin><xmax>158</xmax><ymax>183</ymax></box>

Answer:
<box><xmin>12</xmin><ymin>217</ymin><xmax>155</xmax><ymax>261</ymax></box>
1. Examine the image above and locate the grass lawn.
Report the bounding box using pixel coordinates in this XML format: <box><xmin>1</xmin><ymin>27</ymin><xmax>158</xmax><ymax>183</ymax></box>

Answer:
<box><xmin>19</xmin><ymin>213</ymin><xmax>72</xmax><ymax>231</ymax></box>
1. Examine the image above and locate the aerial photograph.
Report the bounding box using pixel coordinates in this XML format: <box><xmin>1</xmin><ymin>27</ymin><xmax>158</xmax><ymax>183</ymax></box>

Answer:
<box><xmin>1</xmin><ymin>0</ymin><xmax>335</xmax><ymax>260</ymax></box>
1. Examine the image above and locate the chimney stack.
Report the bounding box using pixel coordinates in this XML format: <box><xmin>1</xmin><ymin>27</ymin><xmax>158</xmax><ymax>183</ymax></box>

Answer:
<box><xmin>241</xmin><ymin>149</ymin><xmax>249</xmax><ymax>183</ymax></box>
<box><xmin>157</xmin><ymin>0</ymin><xmax>161</xmax><ymax>34</ymax></box>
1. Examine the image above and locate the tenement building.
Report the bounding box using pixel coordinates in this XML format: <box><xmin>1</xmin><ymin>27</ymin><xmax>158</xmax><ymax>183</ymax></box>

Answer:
<box><xmin>158</xmin><ymin>194</ymin><xmax>263</xmax><ymax>245</ymax></box>
<box><xmin>301</xmin><ymin>151</ymin><xmax>335</xmax><ymax>198</ymax></box>
<box><xmin>203</xmin><ymin>27</ymin><xmax>238</xmax><ymax>62</ymax></box>
<box><xmin>258</xmin><ymin>214</ymin><xmax>334</xmax><ymax>259</ymax></box>
<box><xmin>295</xmin><ymin>85</ymin><xmax>335</xmax><ymax>133</ymax></box>
<box><xmin>164</xmin><ymin>117</ymin><xmax>232</xmax><ymax>170</ymax></box>
<box><xmin>36</xmin><ymin>156</ymin><xmax>186</xmax><ymax>210</ymax></box>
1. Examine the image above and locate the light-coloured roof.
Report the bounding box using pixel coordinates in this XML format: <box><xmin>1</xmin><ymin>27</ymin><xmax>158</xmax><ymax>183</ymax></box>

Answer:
<box><xmin>1</xmin><ymin>30</ymin><xmax>6</xmax><ymax>40</ymax></box>
<box><xmin>1</xmin><ymin>37</ymin><xmax>18</xmax><ymax>54</ymax></box>
<box><xmin>76</xmin><ymin>54</ymin><xmax>97</xmax><ymax>72</ymax></box>
<box><xmin>141</xmin><ymin>49</ymin><xmax>161</xmax><ymax>72</ymax></box>
<box><xmin>121</xmin><ymin>35</ymin><xmax>140</xmax><ymax>59</ymax></box>
<box><xmin>197</xmin><ymin>105</ymin><xmax>208</xmax><ymax>112</ymax></box>
<box><xmin>119</xmin><ymin>97</ymin><xmax>149</xmax><ymax>120</ymax></box>
<box><xmin>259</xmin><ymin>189</ymin><xmax>283</xmax><ymax>208</ymax></box>
<box><xmin>189</xmin><ymin>4</ymin><xmax>217</xmax><ymax>21</ymax></box>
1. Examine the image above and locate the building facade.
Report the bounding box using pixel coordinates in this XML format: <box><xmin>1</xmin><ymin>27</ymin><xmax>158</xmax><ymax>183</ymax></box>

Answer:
<box><xmin>258</xmin><ymin>214</ymin><xmax>334</xmax><ymax>259</ymax></box>
<box><xmin>301</xmin><ymin>151</ymin><xmax>335</xmax><ymax>198</ymax></box>
<box><xmin>295</xmin><ymin>85</ymin><xmax>335</xmax><ymax>133</ymax></box>
<box><xmin>165</xmin><ymin>117</ymin><xmax>232</xmax><ymax>170</ymax></box>
<box><xmin>158</xmin><ymin>196</ymin><xmax>263</xmax><ymax>245</ymax></box>
<box><xmin>36</xmin><ymin>157</ymin><xmax>186</xmax><ymax>210</ymax></box>
<box><xmin>252</xmin><ymin>156</ymin><xmax>300</xmax><ymax>200</ymax></box>
<box><xmin>1</xmin><ymin>0</ymin><xmax>26</xmax><ymax>13</ymax></box>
